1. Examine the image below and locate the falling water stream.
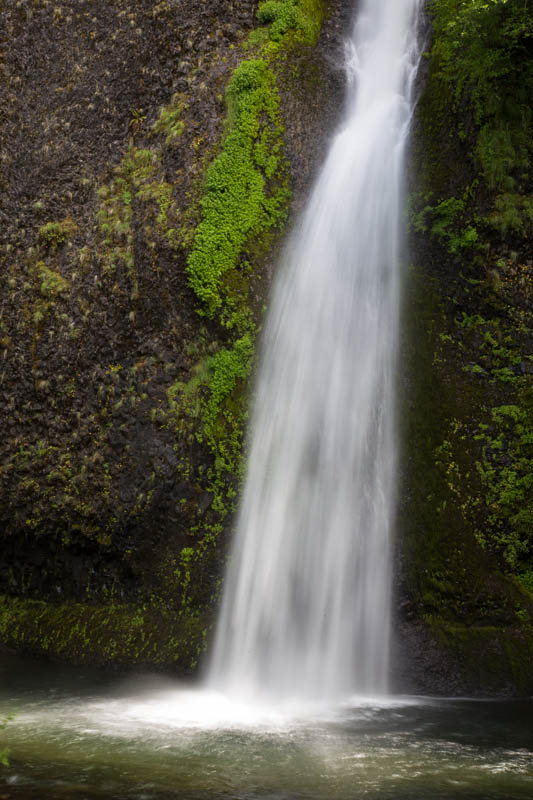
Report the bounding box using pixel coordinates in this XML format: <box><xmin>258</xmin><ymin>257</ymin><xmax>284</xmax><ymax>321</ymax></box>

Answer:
<box><xmin>2</xmin><ymin>2</ymin><xmax>533</xmax><ymax>798</ymax></box>
<box><xmin>209</xmin><ymin>0</ymin><xmax>422</xmax><ymax>702</ymax></box>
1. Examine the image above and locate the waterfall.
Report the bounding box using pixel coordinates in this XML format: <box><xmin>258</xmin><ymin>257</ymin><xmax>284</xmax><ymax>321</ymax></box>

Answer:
<box><xmin>207</xmin><ymin>0</ymin><xmax>423</xmax><ymax>703</ymax></box>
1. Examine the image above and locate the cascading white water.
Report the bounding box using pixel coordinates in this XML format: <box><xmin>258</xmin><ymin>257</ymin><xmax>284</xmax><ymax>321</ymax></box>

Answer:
<box><xmin>208</xmin><ymin>0</ymin><xmax>422</xmax><ymax>704</ymax></box>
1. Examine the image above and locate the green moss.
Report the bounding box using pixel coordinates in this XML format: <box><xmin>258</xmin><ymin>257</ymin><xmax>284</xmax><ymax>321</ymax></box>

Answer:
<box><xmin>165</xmin><ymin>335</ymin><xmax>253</xmax><ymax>529</ymax></box>
<box><xmin>245</xmin><ymin>27</ymin><xmax>271</xmax><ymax>50</ymax></box>
<box><xmin>28</xmin><ymin>263</ymin><xmax>70</xmax><ymax>331</ymax></box>
<box><xmin>488</xmin><ymin>193</ymin><xmax>533</xmax><ymax>237</ymax></box>
<box><xmin>426</xmin><ymin>0</ymin><xmax>533</xmax><ymax>237</ymax></box>
<box><xmin>152</xmin><ymin>96</ymin><xmax>186</xmax><ymax>146</ymax></box>
<box><xmin>408</xmin><ymin>0</ymin><xmax>533</xmax><ymax>616</ymax></box>
<box><xmin>95</xmin><ymin>97</ymin><xmax>189</xmax><ymax>276</ymax></box>
<box><xmin>6</xmin><ymin>359</ymin><xmax>167</xmax><ymax>545</ymax></box>
<box><xmin>257</xmin><ymin>0</ymin><xmax>301</xmax><ymax>41</ymax></box>
<box><xmin>411</xmin><ymin>193</ymin><xmax>480</xmax><ymax>254</ymax></box>
<box><xmin>186</xmin><ymin>0</ymin><xmax>325</xmax><ymax>327</ymax></box>
<box><xmin>427</xmin><ymin>310</ymin><xmax>531</xmax><ymax>575</ymax></box>
<box><xmin>444</xmin><ymin>312</ymin><xmax>533</xmax><ymax>578</ymax></box>
<box><xmin>202</xmin><ymin>335</ymin><xmax>254</xmax><ymax>460</ymax></box>
<box><xmin>37</xmin><ymin>218</ymin><xmax>76</xmax><ymax>249</ymax></box>
<box><xmin>475</xmin><ymin>404</ymin><xmax>533</xmax><ymax>569</ymax></box>
<box><xmin>162</xmin><ymin>331</ymin><xmax>254</xmax><ymax>619</ymax></box>
<box><xmin>518</xmin><ymin>570</ymin><xmax>533</xmax><ymax>594</ymax></box>
<box><xmin>425</xmin><ymin>619</ymin><xmax>533</xmax><ymax>693</ymax></box>
<box><xmin>36</xmin><ymin>263</ymin><xmax>69</xmax><ymax>297</ymax></box>
<box><xmin>257</xmin><ymin>0</ymin><xmax>324</xmax><ymax>46</ymax></box>
<box><xmin>401</xmin><ymin>270</ymin><xmax>532</xmax><ymax>631</ymax></box>
<box><xmin>97</xmin><ymin>146</ymin><xmax>162</xmax><ymax>274</ymax></box>
<box><xmin>0</xmin><ymin>594</ymin><xmax>206</xmax><ymax>669</ymax></box>
<box><xmin>297</xmin><ymin>0</ymin><xmax>325</xmax><ymax>45</ymax></box>
<box><xmin>186</xmin><ymin>58</ymin><xmax>290</xmax><ymax>326</ymax></box>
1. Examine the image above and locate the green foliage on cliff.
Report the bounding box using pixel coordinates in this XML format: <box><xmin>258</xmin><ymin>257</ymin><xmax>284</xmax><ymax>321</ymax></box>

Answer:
<box><xmin>0</xmin><ymin>594</ymin><xmax>205</xmax><ymax>669</ymax></box>
<box><xmin>181</xmin><ymin>53</ymin><xmax>289</xmax><ymax>540</ymax></box>
<box><xmin>412</xmin><ymin>192</ymin><xmax>480</xmax><ymax>253</ymax></box>
<box><xmin>257</xmin><ymin>0</ymin><xmax>301</xmax><ymax>41</ymax></box>
<box><xmin>186</xmin><ymin>58</ymin><xmax>290</xmax><ymax>327</ymax></box>
<box><xmin>256</xmin><ymin>0</ymin><xmax>323</xmax><ymax>45</ymax></box>
<box><xmin>37</xmin><ymin>218</ymin><xmax>76</xmax><ymax>249</ymax></box>
<box><xmin>97</xmin><ymin>144</ymin><xmax>178</xmax><ymax>275</ymax></box>
<box><xmin>426</xmin><ymin>619</ymin><xmax>533</xmax><ymax>692</ymax></box>
<box><xmin>202</xmin><ymin>335</ymin><xmax>254</xmax><ymax>465</ymax></box>
<box><xmin>402</xmin><ymin>271</ymin><xmax>533</xmax><ymax>650</ymax></box>
<box><xmin>428</xmin><ymin>0</ymin><xmax>533</xmax><ymax>235</ymax></box>
<box><xmin>160</xmin><ymin>2</ymin><xmax>327</xmax><ymax>642</ymax></box>
<box><xmin>475</xmin><ymin>404</ymin><xmax>533</xmax><ymax>569</ymax></box>
<box><xmin>185</xmin><ymin>0</ymin><xmax>326</xmax><ymax>329</ymax></box>
<box><xmin>405</xmin><ymin>0</ymin><xmax>533</xmax><ymax>681</ymax></box>
<box><xmin>417</xmin><ymin>0</ymin><xmax>533</xmax><ymax>580</ymax></box>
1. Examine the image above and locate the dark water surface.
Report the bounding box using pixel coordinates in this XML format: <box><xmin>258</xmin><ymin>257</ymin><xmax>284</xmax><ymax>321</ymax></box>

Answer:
<box><xmin>0</xmin><ymin>654</ymin><xmax>532</xmax><ymax>799</ymax></box>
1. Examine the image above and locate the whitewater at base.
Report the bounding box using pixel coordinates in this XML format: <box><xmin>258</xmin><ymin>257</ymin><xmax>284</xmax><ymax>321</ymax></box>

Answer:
<box><xmin>1</xmin><ymin>656</ymin><xmax>532</xmax><ymax>800</ymax></box>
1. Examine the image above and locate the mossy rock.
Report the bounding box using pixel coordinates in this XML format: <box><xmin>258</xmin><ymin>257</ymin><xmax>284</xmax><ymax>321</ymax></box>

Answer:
<box><xmin>0</xmin><ymin>594</ymin><xmax>209</xmax><ymax>670</ymax></box>
<box><xmin>427</xmin><ymin>620</ymin><xmax>533</xmax><ymax>695</ymax></box>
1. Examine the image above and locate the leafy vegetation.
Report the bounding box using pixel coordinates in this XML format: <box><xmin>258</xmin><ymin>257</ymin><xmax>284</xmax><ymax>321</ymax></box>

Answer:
<box><xmin>152</xmin><ymin>97</ymin><xmax>186</xmax><ymax>146</ymax></box>
<box><xmin>164</xmin><ymin>0</ymin><xmax>329</xmax><ymax>626</ymax></box>
<box><xmin>428</xmin><ymin>0</ymin><xmax>533</xmax><ymax>236</ymax></box>
<box><xmin>430</xmin><ymin>307</ymin><xmax>533</xmax><ymax>580</ymax></box>
<box><xmin>257</xmin><ymin>0</ymin><xmax>302</xmax><ymax>41</ymax></box>
<box><xmin>96</xmin><ymin>145</ymin><xmax>179</xmax><ymax>275</ymax></box>
<box><xmin>186</xmin><ymin>58</ymin><xmax>290</xmax><ymax>326</ymax></box>
<box><xmin>35</xmin><ymin>263</ymin><xmax>69</xmax><ymax>298</ymax></box>
<box><xmin>412</xmin><ymin>1</ymin><xmax>533</xmax><ymax>583</ymax></box>
<box><xmin>405</xmin><ymin>2</ymin><xmax>533</xmax><ymax>686</ymax></box>
<box><xmin>37</xmin><ymin>218</ymin><xmax>76</xmax><ymax>249</ymax></box>
<box><xmin>475</xmin><ymin>405</ymin><xmax>533</xmax><ymax>570</ymax></box>
<box><xmin>412</xmin><ymin>193</ymin><xmax>480</xmax><ymax>254</ymax></box>
<box><xmin>256</xmin><ymin>0</ymin><xmax>323</xmax><ymax>46</ymax></box>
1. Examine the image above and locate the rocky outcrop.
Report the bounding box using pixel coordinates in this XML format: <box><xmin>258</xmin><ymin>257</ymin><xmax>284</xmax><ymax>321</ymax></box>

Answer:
<box><xmin>394</xmin><ymin>0</ymin><xmax>533</xmax><ymax>695</ymax></box>
<box><xmin>0</xmin><ymin>0</ymin><xmax>349</xmax><ymax>668</ymax></box>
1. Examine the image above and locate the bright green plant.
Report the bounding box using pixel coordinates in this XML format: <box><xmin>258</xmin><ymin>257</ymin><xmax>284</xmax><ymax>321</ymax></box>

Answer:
<box><xmin>412</xmin><ymin>195</ymin><xmax>479</xmax><ymax>254</ymax></box>
<box><xmin>488</xmin><ymin>193</ymin><xmax>533</xmax><ymax>237</ymax></box>
<box><xmin>37</xmin><ymin>218</ymin><xmax>76</xmax><ymax>248</ymax></box>
<box><xmin>186</xmin><ymin>58</ymin><xmax>290</xmax><ymax>324</ymax></box>
<box><xmin>428</xmin><ymin>0</ymin><xmax>533</xmax><ymax>212</ymax></box>
<box><xmin>518</xmin><ymin>570</ymin><xmax>533</xmax><ymax>594</ymax></box>
<box><xmin>37</xmin><ymin>264</ymin><xmax>69</xmax><ymax>297</ymax></box>
<box><xmin>475</xmin><ymin>404</ymin><xmax>533</xmax><ymax>569</ymax></box>
<box><xmin>202</xmin><ymin>335</ymin><xmax>254</xmax><ymax>462</ymax></box>
<box><xmin>257</xmin><ymin>0</ymin><xmax>301</xmax><ymax>40</ymax></box>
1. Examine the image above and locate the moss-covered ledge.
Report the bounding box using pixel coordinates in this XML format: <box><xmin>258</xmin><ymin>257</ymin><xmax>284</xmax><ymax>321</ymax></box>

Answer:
<box><xmin>0</xmin><ymin>595</ymin><xmax>208</xmax><ymax>669</ymax></box>
<box><xmin>427</xmin><ymin>620</ymin><xmax>533</xmax><ymax>695</ymax></box>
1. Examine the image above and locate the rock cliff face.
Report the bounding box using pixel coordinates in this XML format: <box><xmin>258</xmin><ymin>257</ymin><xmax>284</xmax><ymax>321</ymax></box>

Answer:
<box><xmin>0</xmin><ymin>0</ymin><xmax>531</xmax><ymax>694</ymax></box>
<box><xmin>0</xmin><ymin>0</ymin><xmax>350</xmax><ymax>669</ymax></box>
<box><xmin>0</xmin><ymin>0</ymin><xmax>254</xmax><ymax>602</ymax></box>
<box><xmin>395</xmin><ymin>0</ymin><xmax>533</xmax><ymax>695</ymax></box>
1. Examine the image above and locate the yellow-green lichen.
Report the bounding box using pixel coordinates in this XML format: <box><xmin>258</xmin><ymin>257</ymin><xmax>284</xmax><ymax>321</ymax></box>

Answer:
<box><xmin>0</xmin><ymin>594</ymin><xmax>206</xmax><ymax>669</ymax></box>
